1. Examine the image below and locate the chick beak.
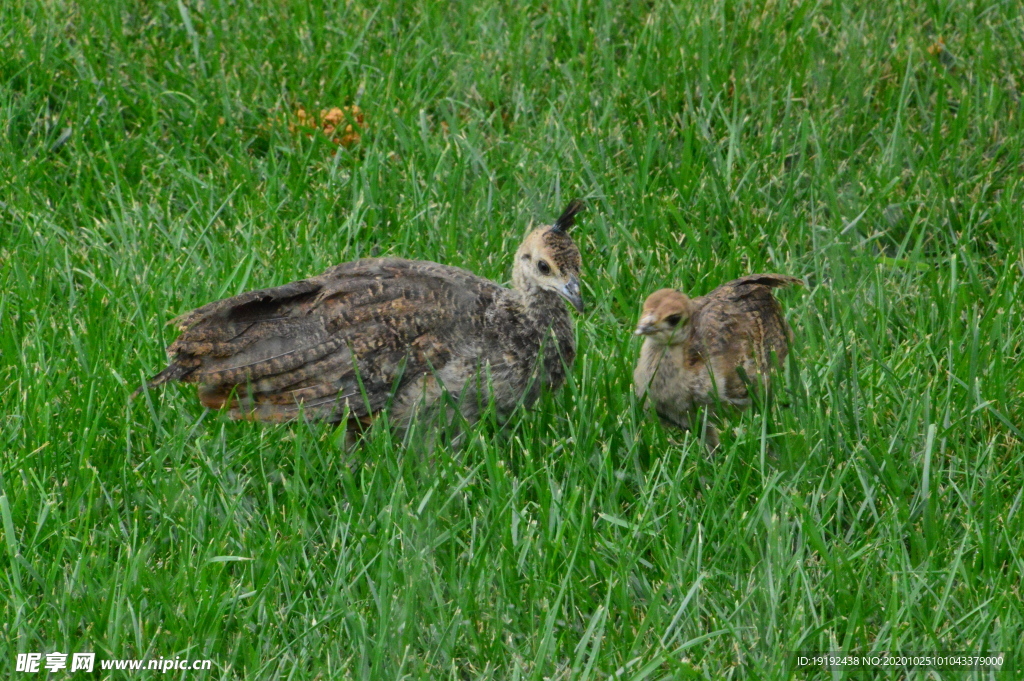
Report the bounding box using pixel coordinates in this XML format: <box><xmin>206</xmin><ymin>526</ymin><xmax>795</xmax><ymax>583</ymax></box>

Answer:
<box><xmin>634</xmin><ymin>315</ymin><xmax>656</xmax><ymax>336</ymax></box>
<box><xmin>559</xmin><ymin>275</ymin><xmax>585</xmax><ymax>314</ymax></box>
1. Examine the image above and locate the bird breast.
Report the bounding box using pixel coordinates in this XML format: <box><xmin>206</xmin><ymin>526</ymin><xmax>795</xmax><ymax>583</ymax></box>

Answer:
<box><xmin>635</xmin><ymin>339</ymin><xmax>711</xmax><ymax>412</ymax></box>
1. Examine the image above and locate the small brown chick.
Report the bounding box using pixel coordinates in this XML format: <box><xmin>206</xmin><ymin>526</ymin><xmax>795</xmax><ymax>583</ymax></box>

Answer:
<box><xmin>633</xmin><ymin>273</ymin><xmax>802</xmax><ymax>450</ymax></box>
<box><xmin>134</xmin><ymin>200</ymin><xmax>586</xmax><ymax>441</ymax></box>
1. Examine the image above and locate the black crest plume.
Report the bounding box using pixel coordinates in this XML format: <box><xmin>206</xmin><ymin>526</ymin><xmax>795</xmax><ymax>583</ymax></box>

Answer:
<box><xmin>551</xmin><ymin>199</ymin><xmax>585</xmax><ymax>233</ymax></box>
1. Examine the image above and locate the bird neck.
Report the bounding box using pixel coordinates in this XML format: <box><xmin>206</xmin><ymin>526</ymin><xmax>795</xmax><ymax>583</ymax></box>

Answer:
<box><xmin>510</xmin><ymin>263</ymin><xmax>531</xmax><ymax>293</ymax></box>
<box><xmin>641</xmin><ymin>335</ymin><xmax>688</xmax><ymax>376</ymax></box>
<box><xmin>654</xmin><ymin>325</ymin><xmax>693</xmax><ymax>349</ymax></box>
<box><xmin>519</xmin><ymin>283</ymin><xmax>568</xmax><ymax>318</ymax></box>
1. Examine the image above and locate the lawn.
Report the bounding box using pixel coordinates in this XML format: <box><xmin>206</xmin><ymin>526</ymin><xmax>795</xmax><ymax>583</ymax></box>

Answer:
<box><xmin>2</xmin><ymin>0</ymin><xmax>1023</xmax><ymax>678</ymax></box>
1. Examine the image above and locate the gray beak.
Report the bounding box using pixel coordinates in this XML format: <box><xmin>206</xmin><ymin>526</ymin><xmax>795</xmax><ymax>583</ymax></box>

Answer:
<box><xmin>634</xmin><ymin>315</ymin><xmax>656</xmax><ymax>336</ymax></box>
<box><xmin>559</xmin><ymin>275</ymin><xmax>585</xmax><ymax>314</ymax></box>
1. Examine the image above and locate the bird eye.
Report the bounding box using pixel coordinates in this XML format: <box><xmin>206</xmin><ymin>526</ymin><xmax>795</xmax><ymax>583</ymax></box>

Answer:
<box><xmin>537</xmin><ymin>260</ymin><xmax>551</xmax><ymax>275</ymax></box>
<box><xmin>665</xmin><ymin>314</ymin><xmax>683</xmax><ymax>327</ymax></box>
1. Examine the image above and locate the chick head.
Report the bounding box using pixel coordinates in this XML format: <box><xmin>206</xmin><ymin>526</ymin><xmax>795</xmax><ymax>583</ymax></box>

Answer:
<box><xmin>513</xmin><ymin>200</ymin><xmax>585</xmax><ymax>313</ymax></box>
<box><xmin>635</xmin><ymin>288</ymin><xmax>695</xmax><ymax>344</ymax></box>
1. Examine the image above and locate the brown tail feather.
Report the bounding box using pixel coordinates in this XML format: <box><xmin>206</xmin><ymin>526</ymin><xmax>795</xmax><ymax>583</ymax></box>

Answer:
<box><xmin>130</xmin><ymin>362</ymin><xmax>195</xmax><ymax>400</ymax></box>
<box><xmin>731</xmin><ymin>273</ymin><xmax>804</xmax><ymax>289</ymax></box>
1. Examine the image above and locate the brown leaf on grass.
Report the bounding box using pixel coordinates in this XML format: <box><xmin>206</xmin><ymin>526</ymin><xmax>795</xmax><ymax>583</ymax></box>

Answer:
<box><xmin>290</xmin><ymin>105</ymin><xmax>366</xmax><ymax>148</ymax></box>
<box><xmin>927</xmin><ymin>38</ymin><xmax>957</xmax><ymax>70</ymax></box>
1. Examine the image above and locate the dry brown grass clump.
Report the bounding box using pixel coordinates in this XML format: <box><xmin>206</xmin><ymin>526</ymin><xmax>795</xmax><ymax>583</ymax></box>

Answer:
<box><xmin>290</xmin><ymin>105</ymin><xmax>366</xmax><ymax>148</ymax></box>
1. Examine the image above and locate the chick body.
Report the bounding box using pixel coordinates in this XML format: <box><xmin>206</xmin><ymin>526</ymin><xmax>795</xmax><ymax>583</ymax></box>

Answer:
<box><xmin>634</xmin><ymin>274</ymin><xmax>802</xmax><ymax>450</ymax></box>
<box><xmin>136</xmin><ymin>201</ymin><xmax>586</xmax><ymax>439</ymax></box>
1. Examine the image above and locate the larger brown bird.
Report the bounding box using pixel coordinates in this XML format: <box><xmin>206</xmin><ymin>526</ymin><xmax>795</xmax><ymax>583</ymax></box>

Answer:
<box><xmin>633</xmin><ymin>274</ymin><xmax>802</xmax><ymax>450</ymax></box>
<box><xmin>135</xmin><ymin>200</ymin><xmax>586</xmax><ymax>440</ymax></box>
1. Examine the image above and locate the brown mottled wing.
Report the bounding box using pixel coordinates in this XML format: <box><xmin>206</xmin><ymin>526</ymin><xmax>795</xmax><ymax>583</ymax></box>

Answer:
<box><xmin>137</xmin><ymin>258</ymin><xmax>502</xmax><ymax>422</ymax></box>
<box><xmin>690</xmin><ymin>273</ymin><xmax>802</xmax><ymax>398</ymax></box>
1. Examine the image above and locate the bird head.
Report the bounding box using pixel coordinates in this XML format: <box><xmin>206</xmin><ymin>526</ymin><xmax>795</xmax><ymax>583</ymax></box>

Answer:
<box><xmin>513</xmin><ymin>200</ymin><xmax>585</xmax><ymax>313</ymax></box>
<box><xmin>634</xmin><ymin>288</ymin><xmax>695</xmax><ymax>344</ymax></box>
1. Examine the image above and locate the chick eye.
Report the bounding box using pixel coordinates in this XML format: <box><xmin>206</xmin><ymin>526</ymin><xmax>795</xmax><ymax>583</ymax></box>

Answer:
<box><xmin>665</xmin><ymin>314</ymin><xmax>683</xmax><ymax>327</ymax></box>
<box><xmin>537</xmin><ymin>260</ymin><xmax>552</xmax><ymax>275</ymax></box>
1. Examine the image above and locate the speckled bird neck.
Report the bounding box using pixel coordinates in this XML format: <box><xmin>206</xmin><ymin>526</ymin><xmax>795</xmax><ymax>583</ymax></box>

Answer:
<box><xmin>521</xmin><ymin>284</ymin><xmax>573</xmax><ymax>320</ymax></box>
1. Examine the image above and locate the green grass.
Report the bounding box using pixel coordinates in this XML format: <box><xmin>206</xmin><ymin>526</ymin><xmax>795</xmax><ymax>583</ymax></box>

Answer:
<box><xmin>2</xmin><ymin>0</ymin><xmax>1023</xmax><ymax>678</ymax></box>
